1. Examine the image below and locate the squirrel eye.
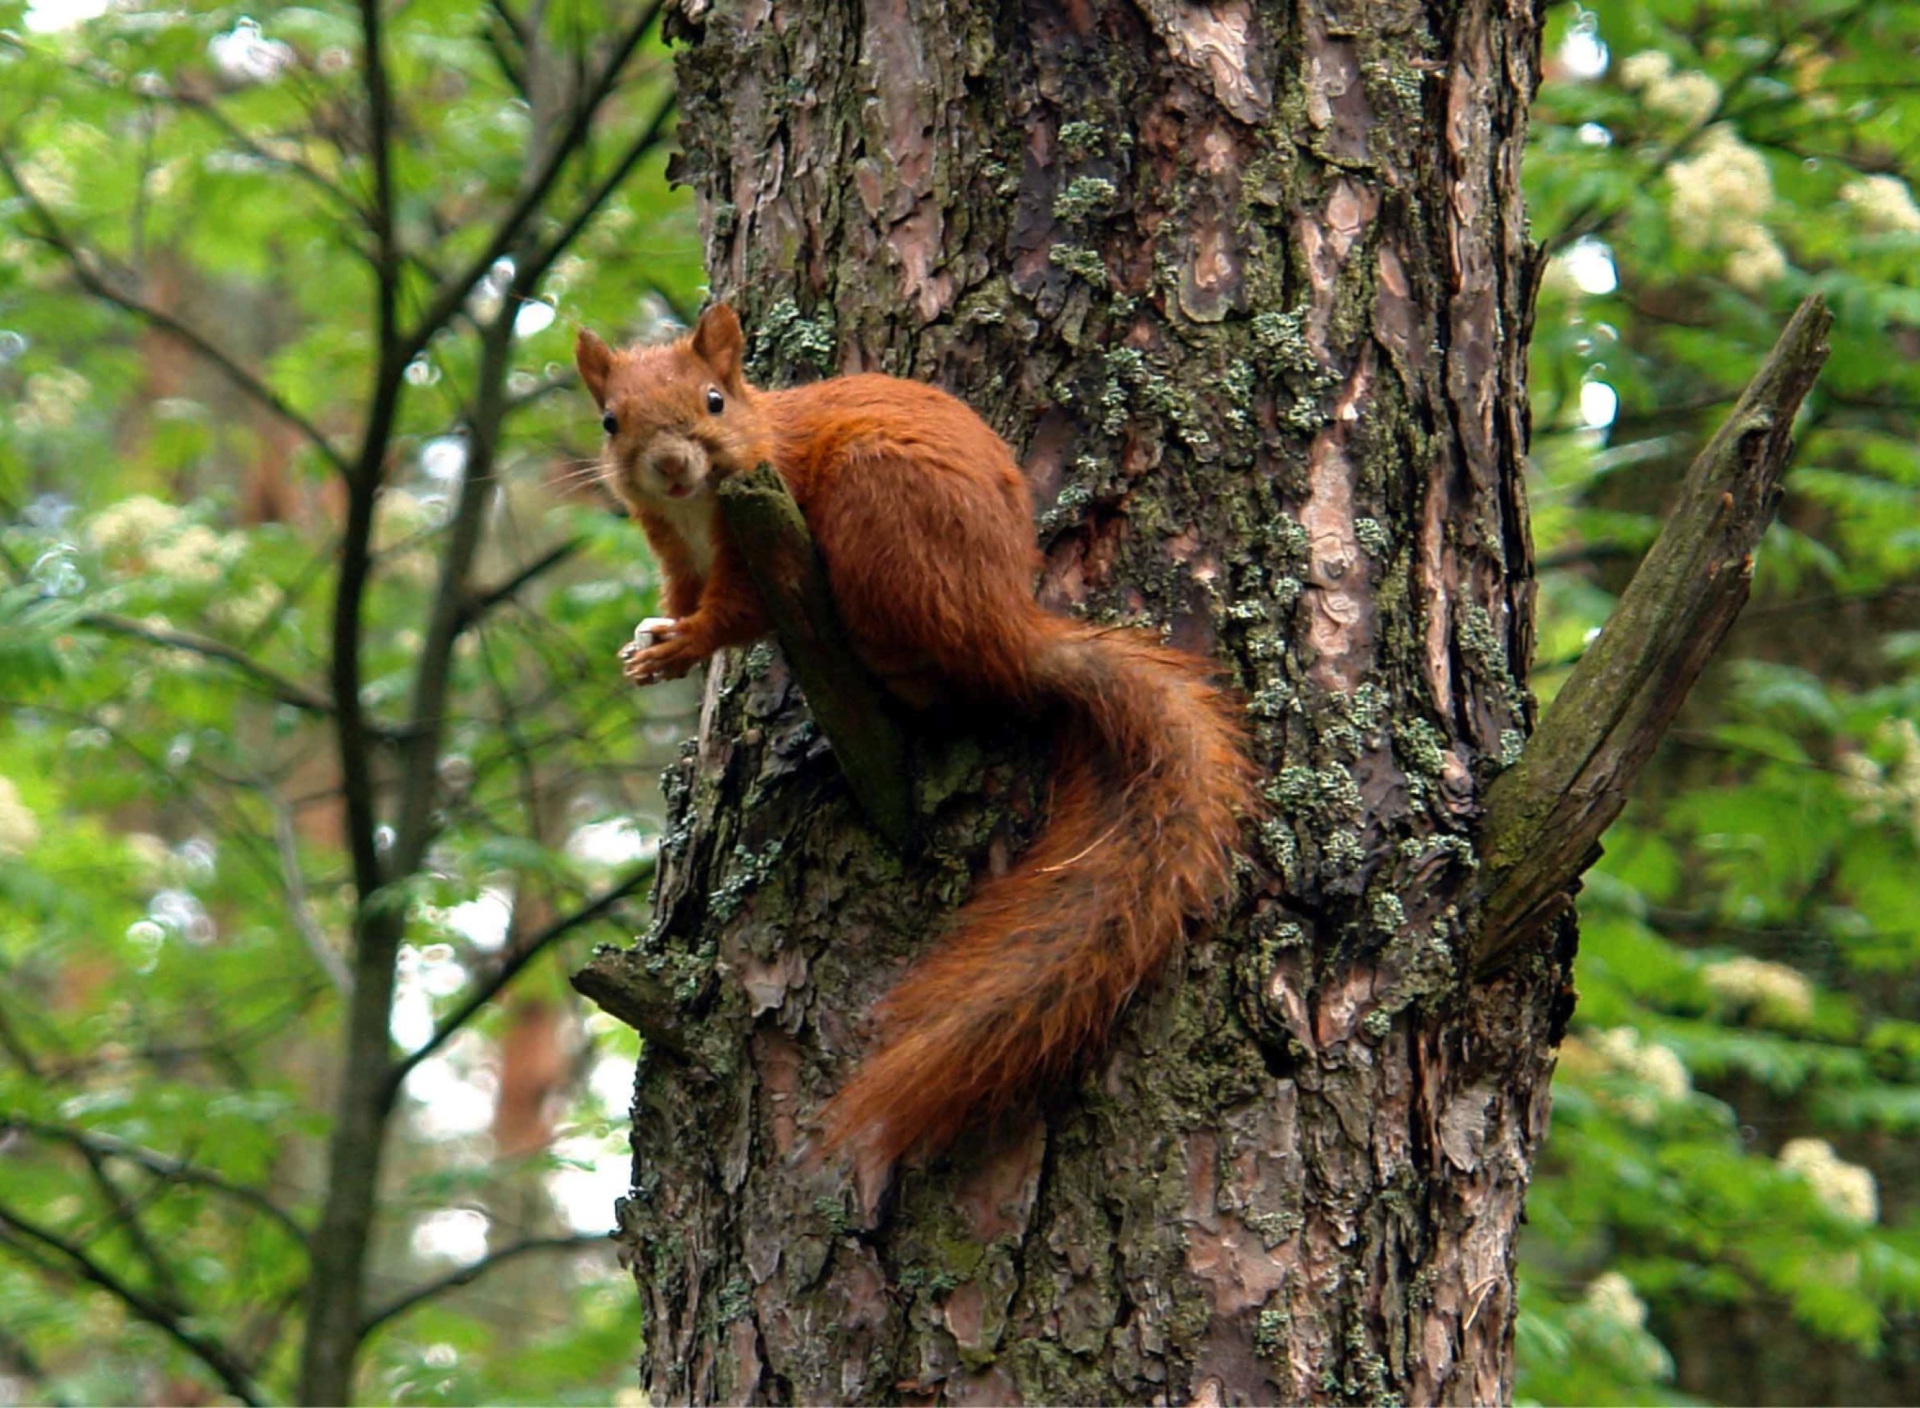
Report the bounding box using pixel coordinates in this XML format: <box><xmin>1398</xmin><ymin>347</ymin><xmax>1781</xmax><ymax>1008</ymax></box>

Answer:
<box><xmin>601</xmin><ymin>411</ymin><xmax>618</xmax><ymax>435</ymax></box>
<box><xmin>706</xmin><ymin>388</ymin><xmax>725</xmax><ymax>415</ymax></box>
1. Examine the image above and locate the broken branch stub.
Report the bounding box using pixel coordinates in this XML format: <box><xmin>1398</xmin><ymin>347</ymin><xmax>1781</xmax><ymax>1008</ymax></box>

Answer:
<box><xmin>716</xmin><ymin>463</ymin><xmax>916</xmax><ymax>850</ymax></box>
<box><xmin>1472</xmin><ymin>294</ymin><xmax>1832</xmax><ymax>972</ymax></box>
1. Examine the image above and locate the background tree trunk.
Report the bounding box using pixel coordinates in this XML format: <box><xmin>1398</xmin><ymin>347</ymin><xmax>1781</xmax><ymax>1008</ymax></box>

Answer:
<box><xmin>580</xmin><ymin>0</ymin><xmax>1555</xmax><ymax>1398</ymax></box>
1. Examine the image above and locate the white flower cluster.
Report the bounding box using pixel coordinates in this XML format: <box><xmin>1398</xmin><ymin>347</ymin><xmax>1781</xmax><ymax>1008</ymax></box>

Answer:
<box><xmin>1840</xmin><ymin>174</ymin><xmax>1920</xmax><ymax>234</ymax></box>
<box><xmin>1779</xmin><ymin>1137</ymin><xmax>1878</xmax><ymax>1224</ymax></box>
<box><xmin>1668</xmin><ymin>129</ymin><xmax>1774</xmax><ymax>227</ymax></box>
<box><xmin>209</xmin><ymin>581</ymin><xmax>280</xmax><ymax>634</ymax></box>
<box><xmin>89</xmin><ymin>495</ymin><xmax>185</xmax><ymax>554</ymax></box>
<box><xmin>1700</xmin><ymin>955</ymin><xmax>1814</xmax><ymax>1026</ymax></box>
<box><xmin>1723</xmin><ymin>228</ymin><xmax>1789</xmax><ymax>292</ymax></box>
<box><xmin>1617</xmin><ymin>50</ymin><xmax>1673</xmax><ymax>92</ymax></box>
<box><xmin>15</xmin><ymin>149</ymin><xmax>75</xmax><ymax>210</ymax></box>
<box><xmin>1566</xmin><ymin>1026</ymin><xmax>1692</xmax><ymax>1125</ymax></box>
<box><xmin>124</xmin><ymin>831</ymin><xmax>171</xmax><ymax>878</ymax></box>
<box><xmin>148</xmin><ymin>525</ymin><xmax>231</xmax><ymax>585</ymax></box>
<box><xmin>1666</xmin><ymin>126</ymin><xmax>1787</xmax><ymax>292</ymax></box>
<box><xmin>1618</xmin><ymin>51</ymin><xmax>1722</xmax><ymax>125</ymax></box>
<box><xmin>87</xmin><ymin>495</ymin><xmax>242</xmax><ymax>587</ymax></box>
<box><xmin>1838</xmin><ymin>719</ymin><xmax>1920</xmax><ymax>842</ymax></box>
<box><xmin>1583</xmin><ymin>1271</ymin><xmax>1648</xmax><ymax>1329</ymax></box>
<box><xmin>1578</xmin><ymin>1271</ymin><xmax>1673</xmax><ymax>1380</ymax></box>
<box><xmin>1651</xmin><ymin>72</ymin><xmax>1721</xmax><ymax>124</ymax></box>
<box><xmin>13</xmin><ymin>368</ymin><xmax>92</xmax><ymax>433</ymax></box>
<box><xmin>0</xmin><ymin>777</ymin><xmax>38</xmax><ymax>856</ymax></box>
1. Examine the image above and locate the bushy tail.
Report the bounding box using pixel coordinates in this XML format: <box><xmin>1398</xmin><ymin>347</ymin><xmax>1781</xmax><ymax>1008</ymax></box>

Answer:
<box><xmin>816</xmin><ymin>620</ymin><xmax>1257</xmax><ymax>1169</ymax></box>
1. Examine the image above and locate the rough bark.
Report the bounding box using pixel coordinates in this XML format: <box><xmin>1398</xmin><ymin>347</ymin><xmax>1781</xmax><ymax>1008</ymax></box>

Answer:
<box><xmin>581</xmin><ymin>0</ymin><xmax>1552</xmax><ymax>1399</ymax></box>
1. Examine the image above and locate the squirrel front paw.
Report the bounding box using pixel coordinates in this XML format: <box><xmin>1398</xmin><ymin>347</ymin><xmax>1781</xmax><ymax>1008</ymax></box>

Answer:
<box><xmin>619</xmin><ymin>617</ymin><xmax>707</xmax><ymax>685</ymax></box>
<box><xmin>618</xmin><ymin>617</ymin><xmax>680</xmax><ymax>659</ymax></box>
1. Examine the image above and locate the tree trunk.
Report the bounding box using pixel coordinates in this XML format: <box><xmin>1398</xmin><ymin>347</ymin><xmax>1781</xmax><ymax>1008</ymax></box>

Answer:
<box><xmin>579</xmin><ymin>0</ymin><xmax>1556</xmax><ymax>1399</ymax></box>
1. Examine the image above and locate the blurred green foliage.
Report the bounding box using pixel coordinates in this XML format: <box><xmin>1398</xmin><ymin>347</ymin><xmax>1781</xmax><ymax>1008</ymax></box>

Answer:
<box><xmin>1519</xmin><ymin>1</ymin><xmax>1920</xmax><ymax>1401</ymax></box>
<box><xmin>0</xmin><ymin>0</ymin><xmax>701</xmax><ymax>1398</ymax></box>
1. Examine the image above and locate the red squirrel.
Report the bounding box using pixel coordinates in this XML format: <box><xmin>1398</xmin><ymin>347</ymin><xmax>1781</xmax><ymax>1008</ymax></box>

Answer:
<box><xmin>576</xmin><ymin>304</ymin><xmax>1257</xmax><ymax>1169</ymax></box>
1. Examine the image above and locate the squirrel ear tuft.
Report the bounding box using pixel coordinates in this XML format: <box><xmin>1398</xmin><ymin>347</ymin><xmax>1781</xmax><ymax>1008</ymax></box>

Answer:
<box><xmin>691</xmin><ymin>303</ymin><xmax>745</xmax><ymax>385</ymax></box>
<box><xmin>575</xmin><ymin>330</ymin><xmax>613</xmax><ymax>407</ymax></box>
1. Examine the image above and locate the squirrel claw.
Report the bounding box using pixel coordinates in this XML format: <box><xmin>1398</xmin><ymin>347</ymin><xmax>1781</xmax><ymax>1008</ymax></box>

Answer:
<box><xmin>619</xmin><ymin>616</ymin><xmax>687</xmax><ymax>671</ymax></box>
<box><xmin>621</xmin><ymin>629</ymin><xmax>704</xmax><ymax>686</ymax></box>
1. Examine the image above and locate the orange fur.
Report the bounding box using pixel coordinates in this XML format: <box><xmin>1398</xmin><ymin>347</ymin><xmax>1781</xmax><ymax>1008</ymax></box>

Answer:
<box><xmin>577</xmin><ymin>307</ymin><xmax>1258</xmax><ymax>1167</ymax></box>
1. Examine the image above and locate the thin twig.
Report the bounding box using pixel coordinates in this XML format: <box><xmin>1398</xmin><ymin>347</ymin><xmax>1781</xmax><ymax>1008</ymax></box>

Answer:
<box><xmin>6</xmin><ymin>1118</ymin><xmax>310</xmax><ymax>1247</ymax></box>
<box><xmin>480</xmin><ymin>16</ymin><xmax>529</xmax><ymax>98</ymax></box>
<box><xmin>457</xmin><ymin>537</ymin><xmax>584</xmax><ymax>629</ymax></box>
<box><xmin>79</xmin><ymin>611</ymin><xmax>337</xmax><ymax>716</ymax></box>
<box><xmin>167</xmin><ymin>87</ymin><xmax>370</xmax><ymax>223</ymax></box>
<box><xmin>359</xmin><ymin>1234</ymin><xmax>608</xmax><ymax>1334</ymax></box>
<box><xmin>384</xmin><ymin>863</ymin><xmax>656</xmax><ymax>1095</ymax></box>
<box><xmin>398</xmin><ymin>0</ymin><xmax>666</xmax><ymax>365</ymax></box>
<box><xmin>0</xmin><ymin>147</ymin><xmax>348</xmax><ymax>475</ymax></box>
<box><xmin>0</xmin><ymin>1200</ymin><xmax>266</xmax><ymax>1405</ymax></box>
<box><xmin>273</xmin><ymin>802</ymin><xmax>352</xmax><ymax>993</ymax></box>
<box><xmin>71</xmin><ymin>1143</ymin><xmax>189</xmax><ymax>1316</ymax></box>
<box><xmin>518</xmin><ymin>87</ymin><xmax>676</xmax><ymax>290</ymax></box>
<box><xmin>392</xmin><ymin>298</ymin><xmax>520</xmax><ymax>876</ymax></box>
<box><xmin>475</xmin><ymin>624</ymin><xmax>549</xmax><ymax>862</ymax></box>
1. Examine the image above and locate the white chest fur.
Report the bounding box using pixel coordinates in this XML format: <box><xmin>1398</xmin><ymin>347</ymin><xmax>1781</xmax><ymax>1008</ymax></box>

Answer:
<box><xmin>655</xmin><ymin>491</ymin><xmax>720</xmax><ymax>579</ymax></box>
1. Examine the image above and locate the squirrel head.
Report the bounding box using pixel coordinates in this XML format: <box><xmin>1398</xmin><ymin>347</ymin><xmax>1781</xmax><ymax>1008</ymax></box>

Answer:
<box><xmin>576</xmin><ymin>304</ymin><xmax>771</xmax><ymax>512</ymax></box>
